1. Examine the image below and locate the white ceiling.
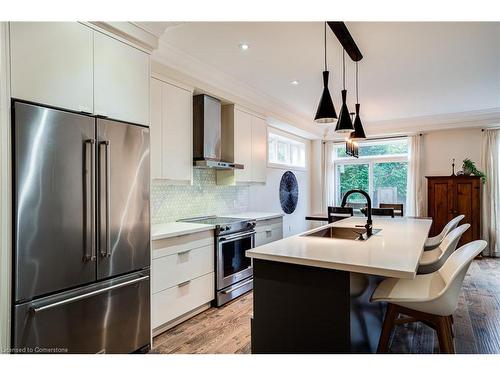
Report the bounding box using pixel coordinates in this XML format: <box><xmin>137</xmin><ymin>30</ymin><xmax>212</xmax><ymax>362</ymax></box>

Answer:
<box><xmin>153</xmin><ymin>22</ymin><xmax>500</xmax><ymax>137</ymax></box>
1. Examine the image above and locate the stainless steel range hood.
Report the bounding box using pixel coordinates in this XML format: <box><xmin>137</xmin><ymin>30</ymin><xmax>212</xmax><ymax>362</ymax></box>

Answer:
<box><xmin>193</xmin><ymin>94</ymin><xmax>243</xmax><ymax>170</ymax></box>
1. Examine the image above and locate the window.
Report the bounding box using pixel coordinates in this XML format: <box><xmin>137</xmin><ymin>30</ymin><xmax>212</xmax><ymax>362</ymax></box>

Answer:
<box><xmin>268</xmin><ymin>131</ymin><xmax>306</xmax><ymax>169</ymax></box>
<box><xmin>333</xmin><ymin>138</ymin><xmax>409</xmax><ymax>210</ymax></box>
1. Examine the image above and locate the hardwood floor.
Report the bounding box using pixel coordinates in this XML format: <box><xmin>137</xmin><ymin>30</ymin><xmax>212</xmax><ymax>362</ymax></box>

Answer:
<box><xmin>152</xmin><ymin>258</ymin><xmax>500</xmax><ymax>354</ymax></box>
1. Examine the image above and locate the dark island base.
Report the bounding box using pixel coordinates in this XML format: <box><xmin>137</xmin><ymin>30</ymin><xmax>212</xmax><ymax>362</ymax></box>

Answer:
<box><xmin>251</xmin><ymin>259</ymin><xmax>385</xmax><ymax>353</ymax></box>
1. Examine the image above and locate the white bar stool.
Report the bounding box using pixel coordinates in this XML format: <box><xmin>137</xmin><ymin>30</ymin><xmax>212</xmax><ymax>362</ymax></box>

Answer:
<box><xmin>371</xmin><ymin>240</ymin><xmax>487</xmax><ymax>353</ymax></box>
<box><xmin>418</xmin><ymin>223</ymin><xmax>469</xmax><ymax>274</ymax></box>
<box><xmin>424</xmin><ymin>215</ymin><xmax>464</xmax><ymax>251</ymax></box>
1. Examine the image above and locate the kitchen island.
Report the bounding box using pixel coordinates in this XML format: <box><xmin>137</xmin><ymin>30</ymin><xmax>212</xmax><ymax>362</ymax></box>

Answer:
<box><xmin>246</xmin><ymin>216</ymin><xmax>432</xmax><ymax>353</ymax></box>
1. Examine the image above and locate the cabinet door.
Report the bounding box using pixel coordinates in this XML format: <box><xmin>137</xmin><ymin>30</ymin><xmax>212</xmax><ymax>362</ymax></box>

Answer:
<box><xmin>251</xmin><ymin>116</ymin><xmax>267</xmax><ymax>183</ymax></box>
<box><xmin>428</xmin><ymin>179</ymin><xmax>453</xmax><ymax>236</ymax></box>
<box><xmin>234</xmin><ymin>109</ymin><xmax>253</xmax><ymax>183</ymax></box>
<box><xmin>150</xmin><ymin>78</ymin><xmax>163</xmax><ymax>179</ymax></box>
<box><xmin>162</xmin><ymin>82</ymin><xmax>193</xmax><ymax>184</ymax></box>
<box><xmin>10</xmin><ymin>22</ymin><xmax>93</xmax><ymax>113</ymax></box>
<box><xmin>94</xmin><ymin>31</ymin><xmax>150</xmax><ymax>125</ymax></box>
<box><xmin>454</xmin><ymin>178</ymin><xmax>481</xmax><ymax>245</ymax></box>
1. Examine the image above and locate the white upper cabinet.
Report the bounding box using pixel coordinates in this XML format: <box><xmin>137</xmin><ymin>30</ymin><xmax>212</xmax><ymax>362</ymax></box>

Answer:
<box><xmin>94</xmin><ymin>31</ymin><xmax>150</xmax><ymax>125</ymax></box>
<box><xmin>150</xmin><ymin>78</ymin><xmax>163</xmax><ymax>179</ymax></box>
<box><xmin>251</xmin><ymin>116</ymin><xmax>267</xmax><ymax>184</ymax></box>
<box><xmin>234</xmin><ymin>109</ymin><xmax>253</xmax><ymax>183</ymax></box>
<box><xmin>150</xmin><ymin>76</ymin><xmax>193</xmax><ymax>184</ymax></box>
<box><xmin>162</xmin><ymin>81</ymin><xmax>193</xmax><ymax>184</ymax></box>
<box><xmin>10</xmin><ymin>22</ymin><xmax>94</xmax><ymax>113</ymax></box>
<box><xmin>10</xmin><ymin>22</ymin><xmax>150</xmax><ymax>125</ymax></box>
<box><xmin>219</xmin><ymin>105</ymin><xmax>267</xmax><ymax>185</ymax></box>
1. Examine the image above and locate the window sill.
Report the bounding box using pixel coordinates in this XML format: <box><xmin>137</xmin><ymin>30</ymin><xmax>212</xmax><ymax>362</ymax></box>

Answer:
<box><xmin>267</xmin><ymin>162</ymin><xmax>307</xmax><ymax>172</ymax></box>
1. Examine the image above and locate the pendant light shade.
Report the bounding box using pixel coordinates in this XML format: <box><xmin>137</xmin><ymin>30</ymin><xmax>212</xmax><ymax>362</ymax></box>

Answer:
<box><xmin>335</xmin><ymin>89</ymin><xmax>354</xmax><ymax>133</ymax></box>
<box><xmin>348</xmin><ymin>62</ymin><xmax>367</xmax><ymax>139</ymax></box>
<box><xmin>335</xmin><ymin>50</ymin><xmax>354</xmax><ymax>133</ymax></box>
<box><xmin>314</xmin><ymin>22</ymin><xmax>337</xmax><ymax>123</ymax></box>
<box><xmin>349</xmin><ymin>103</ymin><xmax>366</xmax><ymax>139</ymax></box>
<box><xmin>314</xmin><ymin>71</ymin><xmax>337</xmax><ymax>123</ymax></box>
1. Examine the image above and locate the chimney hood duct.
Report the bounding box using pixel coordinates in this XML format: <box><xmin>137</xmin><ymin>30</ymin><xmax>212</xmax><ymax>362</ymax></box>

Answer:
<box><xmin>193</xmin><ymin>94</ymin><xmax>243</xmax><ymax>170</ymax></box>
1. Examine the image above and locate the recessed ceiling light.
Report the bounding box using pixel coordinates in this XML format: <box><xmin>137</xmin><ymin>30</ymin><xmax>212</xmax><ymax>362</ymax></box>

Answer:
<box><xmin>290</xmin><ymin>80</ymin><xmax>299</xmax><ymax>85</ymax></box>
<box><xmin>239</xmin><ymin>43</ymin><xmax>249</xmax><ymax>51</ymax></box>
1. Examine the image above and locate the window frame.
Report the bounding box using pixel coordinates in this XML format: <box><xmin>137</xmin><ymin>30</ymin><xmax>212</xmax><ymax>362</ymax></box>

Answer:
<box><xmin>267</xmin><ymin>128</ymin><xmax>307</xmax><ymax>171</ymax></box>
<box><xmin>332</xmin><ymin>138</ymin><xmax>409</xmax><ymax>207</ymax></box>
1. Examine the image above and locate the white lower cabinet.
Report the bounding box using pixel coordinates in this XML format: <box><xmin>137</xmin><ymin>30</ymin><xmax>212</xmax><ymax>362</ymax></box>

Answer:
<box><xmin>254</xmin><ymin>217</ymin><xmax>283</xmax><ymax>247</ymax></box>
<box><xmin>152</xmin><ymin>230</ymin><xmax>214</xmax><ymax>335</ymax></box>
<box><xmin>152</xmin><ymin>272</ymin><xmax>214</xmax><ymax>330</ymax></box>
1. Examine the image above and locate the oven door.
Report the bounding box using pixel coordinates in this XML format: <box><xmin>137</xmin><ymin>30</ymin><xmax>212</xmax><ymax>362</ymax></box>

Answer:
<box><xmin>217</xmin><ymin>230</ymin><xmax>255</xmax><ymax>290</ymax></box>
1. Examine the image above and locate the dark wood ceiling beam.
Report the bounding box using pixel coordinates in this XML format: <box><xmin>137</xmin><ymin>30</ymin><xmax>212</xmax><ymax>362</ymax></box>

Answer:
<box><xmin>327</xmin><ymin>21</ymin><xmax>363</xmax><ymax>62</ymax></box>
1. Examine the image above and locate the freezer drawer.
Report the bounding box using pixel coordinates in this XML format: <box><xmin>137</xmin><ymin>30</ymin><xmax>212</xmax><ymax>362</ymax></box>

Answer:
<box><xmin>13</xmin><ymin>271</ymin><xmax>150</xmax><ymax>354</ymax></box>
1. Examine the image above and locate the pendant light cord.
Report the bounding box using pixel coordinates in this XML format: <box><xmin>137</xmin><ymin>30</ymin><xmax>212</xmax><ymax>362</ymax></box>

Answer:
<box><xmin>342</xmin><ymin>49</ymin><xmax>346</xmax><ymax>89</ymax></box>
<box><xmin>324</xmin><ymin>22</ymin><xmax>327</xmax><ymax>71</ymax></box>
<box><xmin>356</xmin><ymin>61</ymin><xmax>359</xmax><ymax>104</ymax></box>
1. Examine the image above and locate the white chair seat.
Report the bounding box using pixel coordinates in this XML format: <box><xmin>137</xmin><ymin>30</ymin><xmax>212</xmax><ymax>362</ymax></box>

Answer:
<box><xmin>419</xmin><ymin>248</ymin><xmax>442</xmax><ymax>266</ymax></box>
<box><xmin>350</xmin><ymin>273</ymin><xmax>369</xmax><ymax>297</ymax></box>
<box><xmin>372</xmin><ymin>240</ymin><xmax>487</xmax><ymax>316</ymax></box>
<box><xmin>424</xmin><ymin>236</ymin><xmax>441</xmax><ymax>250</ymax></box>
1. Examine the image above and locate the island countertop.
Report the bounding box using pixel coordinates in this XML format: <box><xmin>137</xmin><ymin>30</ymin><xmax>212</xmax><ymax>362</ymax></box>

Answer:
<box><xmin>246</xmin><ymin>216</ymin><xmax>432</xmax><ymax>279</ymax></box>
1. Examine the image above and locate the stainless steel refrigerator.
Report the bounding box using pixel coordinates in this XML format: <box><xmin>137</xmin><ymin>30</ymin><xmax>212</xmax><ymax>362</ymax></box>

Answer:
<box><xmin>12</xmin><ymin>101</ymin><xmax>151</xmax><ymax>354</ymax></box>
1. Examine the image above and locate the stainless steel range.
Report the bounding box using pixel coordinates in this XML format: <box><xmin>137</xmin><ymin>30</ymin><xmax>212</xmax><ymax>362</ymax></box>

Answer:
<box><xmin>179</xmin><ymin>216</ymin><xmax>256</xmax><ymax>306</ymax></box>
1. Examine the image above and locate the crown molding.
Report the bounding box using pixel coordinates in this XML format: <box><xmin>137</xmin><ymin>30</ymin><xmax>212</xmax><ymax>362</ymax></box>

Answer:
<box><xmin>151</xmin><ymin>40</ymin><xmax>322</xmax><ymax>140</ymax></box>
<box><xmin>89</xmin><ymin>22</ymin><xmax>159</xmax><ymax>53</ymax></box>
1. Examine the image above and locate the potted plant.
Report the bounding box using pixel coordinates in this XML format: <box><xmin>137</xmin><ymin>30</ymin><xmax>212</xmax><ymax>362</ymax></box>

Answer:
<box><xmin>462</xmin><ymin>158</ymin><xmax>486</xmax><ymax>183</ymax></box>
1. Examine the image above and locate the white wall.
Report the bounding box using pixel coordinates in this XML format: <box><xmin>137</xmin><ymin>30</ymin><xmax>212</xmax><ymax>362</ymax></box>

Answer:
<box><xmin>248</xmin><ymin>140</ymin><xmax>311</xmax><ymax>237</ymax></box>
<box><xmin>422</xmin><ymin>128</ymin><xmax>483</xmax><ymax>176</ymax></box>
<box><xmin>422</xmin><ymin>128</ymin><xmax>483</xmax><ymax>215</ymax></box>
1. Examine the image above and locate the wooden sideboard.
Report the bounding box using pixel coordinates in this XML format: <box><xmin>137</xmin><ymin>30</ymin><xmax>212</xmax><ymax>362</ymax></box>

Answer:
<box><xmin>426</xmin><ymin>176</ymin><xmax>481</xmax><ymax>247</ymax></box>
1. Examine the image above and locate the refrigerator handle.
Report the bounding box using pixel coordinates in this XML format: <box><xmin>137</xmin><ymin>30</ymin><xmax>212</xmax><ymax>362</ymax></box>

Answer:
<box><xmin>30</xmin><ymin>275</ymin><xmax>149</xmax><ymax>313</ymax></box>
<box><xmin>99</xmin><ymin>140</ymin><xmax>111</xmax><ymax>258</ymax></box>
<box><xmin>84</xmin><ymin>139</ymin><xmax>96</xmax><ymax>262</ymax></box>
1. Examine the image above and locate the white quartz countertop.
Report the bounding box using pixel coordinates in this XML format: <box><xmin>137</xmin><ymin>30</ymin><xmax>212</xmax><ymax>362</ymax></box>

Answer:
<box><xmin>246</xmin><ymin>217</ymin><xmax>432</xmax><ymax>279</ymax></box>
<box><xmin>231</xmin><ymin>212</ymin><xmax>284</xmax><ymax>221</ymax></box>
<box><xmin>151</xmin><ymin>222</ymin><xmax>214</xmax><ymax>241</ymax></box>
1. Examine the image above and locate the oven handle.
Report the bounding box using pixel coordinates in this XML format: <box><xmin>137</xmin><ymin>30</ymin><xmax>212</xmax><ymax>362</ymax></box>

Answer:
<box><xmin>221</xmin><ymin>278</ymin><xmax>253</xmax><ymax>294</ymax></box>
<box><xmin>218</xmin><ymin>230</ymin><xmax>255</xmax><ymax>243</ymax></box>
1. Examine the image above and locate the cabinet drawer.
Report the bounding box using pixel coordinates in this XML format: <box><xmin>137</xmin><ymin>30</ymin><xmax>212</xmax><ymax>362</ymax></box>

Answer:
<box><xmin>152</xmin><ymin>272</ymin><xmax>214</xmax><ymax>329</ymax></box>
<box><xmin>152</xmin><ymin>229</ymin><xmax>214</xmax><ymax>258</ymax></box>
<box><xmin>152</xmin><ymin>244</ymin><xmax>214</xmax><ymax>293</ymax></box>
<box><xmin>255</xmin><ymin>217</ymin><xmax>283</xmax><ymax>233</ymax></box>
<box><xmin>255</xmin><ymin>227</ymin><xmax>283</xmax><ymax>247</ymax></box>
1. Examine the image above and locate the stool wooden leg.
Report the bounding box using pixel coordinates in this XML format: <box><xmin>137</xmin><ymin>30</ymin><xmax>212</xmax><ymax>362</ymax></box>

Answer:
<box><xmin>377</xmin><ymin>303</ymin><xmax>399</xmax><ymax>353</ymax></box>
<box><xmin>436</xmin><ymin>316</ymin><xmax>455</xmax><ymax>354</ymax></box>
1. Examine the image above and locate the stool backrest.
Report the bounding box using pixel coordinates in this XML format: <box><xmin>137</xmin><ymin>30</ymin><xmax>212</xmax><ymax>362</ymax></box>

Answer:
<box><xmin>432</xmin><ymin>240</ymin><xmax>487</xmax><ymax>316</ymax></box>
<box><xmin>436</xmin><ymin>215</ymin><xmax>465</xmax><ymax>243</ymax></box>
<box><xmin>370</xmin><ymin>208</ymin><xmax>395</xmax><ymax>218</ymax></box>
<box><xmin>433</xmin><ymin>223</ymin><xmax>470</xmax><ymax>268</ymax></box>
<box><xmin>327</xmin><ymin>206</ymin><xmax>354</xmax><ymax>223</ymax></box>
<box><xmin>380</xmin><ymin>203</ymin><xmax>404</xmax><ymax>217</ymax></box>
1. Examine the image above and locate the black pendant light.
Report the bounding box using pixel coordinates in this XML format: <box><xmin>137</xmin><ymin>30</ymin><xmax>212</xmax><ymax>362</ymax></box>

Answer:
<box><xmin>335</xmin><ymin>49</ymin><xmax>354</xmax><ymax>133</ymax></box>
<box><xmin>314</xmin><ymin>22</ymin><xmax>337</xmax><ymax>123</ymax></box>
<box><xmin>348</xmin><ymin>61</ymin><xmax>367</xmax><ymax>140</ymax></box>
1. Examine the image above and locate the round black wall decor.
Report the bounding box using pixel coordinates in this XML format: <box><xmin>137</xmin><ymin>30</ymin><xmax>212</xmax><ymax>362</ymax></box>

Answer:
<box><xmin>279</xmin><ymin>171</ymin><xmax>299</xmax><ymax>214</ymax></box>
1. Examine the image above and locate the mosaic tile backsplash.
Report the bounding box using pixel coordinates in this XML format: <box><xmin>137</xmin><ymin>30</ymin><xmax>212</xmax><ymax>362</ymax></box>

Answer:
<box><xmin>151</xmin><ymin>169</ymin><xmax>250</xmax><ymax>224</ymax></box>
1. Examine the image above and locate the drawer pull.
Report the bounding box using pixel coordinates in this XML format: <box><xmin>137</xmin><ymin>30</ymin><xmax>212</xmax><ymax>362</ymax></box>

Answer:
<box><xmin>177</xmin><ymin>280</ymin><xmax>191</xmax><ymax>288</ymax></box>
<box><xmin>177</xmin><ymin>250</ymin><xmax>191</xmax><ymax>256</ymax></box>
<box><xmin>266</xmin><ymin>230</ymin><xmax>272</xmax><ymax>234</ymax></box>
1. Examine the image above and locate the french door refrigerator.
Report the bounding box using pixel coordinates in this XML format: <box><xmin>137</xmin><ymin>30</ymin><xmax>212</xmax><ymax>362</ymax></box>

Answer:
<box><xmin>12</xmin><ymin>101</ymin><xmax>151</xmax><ymax>353</ymax></box>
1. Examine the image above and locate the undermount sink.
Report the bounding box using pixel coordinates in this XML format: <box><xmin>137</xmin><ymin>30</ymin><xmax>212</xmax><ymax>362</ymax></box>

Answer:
<box><xmin>303</xmin><ymin>226</ymin><xmax>382</xmax><ymax>241</ymax></box>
